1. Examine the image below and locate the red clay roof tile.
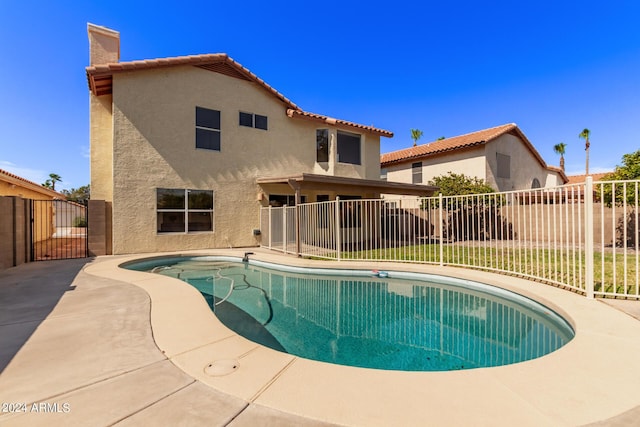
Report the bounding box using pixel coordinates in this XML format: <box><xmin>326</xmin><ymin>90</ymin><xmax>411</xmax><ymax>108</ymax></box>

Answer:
<box><xmin>380</xmin><ymin>123</ymin><xmax>568</xmax><ymax>183</ymax></box>
<box><xmin>86</xmin><ymin>54</ymin><xmax>299</xmax><ymax>109</ymax></box>
<box><xmin>380</xmin><ymin>124</ymin><xmax>517</xmax><ymax>165</ymax></box>
<box><xmin>286</xmin><ymin>109</ymin><xmax>393</xmax><ymax>138</ymax></box>
<box><xmin>566</xmin><ymin>172</ymin><xmax>611</xmax><ymax>184</ymax></box>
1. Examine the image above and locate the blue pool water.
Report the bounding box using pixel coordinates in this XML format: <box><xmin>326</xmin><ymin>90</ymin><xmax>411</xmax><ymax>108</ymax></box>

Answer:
<box><xmin>124</xmin><ymin>256</ymin><xmax>574</xmax><ymax>371</ymax></box>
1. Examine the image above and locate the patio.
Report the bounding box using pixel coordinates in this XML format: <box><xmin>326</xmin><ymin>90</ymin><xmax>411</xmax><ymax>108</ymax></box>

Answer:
<box><xmin>1</xmin><ymin>250</ymin><xmax>640</xmax><ymax>426</ymax></box>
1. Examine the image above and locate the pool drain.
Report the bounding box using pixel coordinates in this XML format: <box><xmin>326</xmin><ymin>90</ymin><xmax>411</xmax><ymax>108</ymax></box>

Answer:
<box><xmin>204</xmin><ymin>359</ymin><xmax>239</xmax><ymax>376</ymax></box>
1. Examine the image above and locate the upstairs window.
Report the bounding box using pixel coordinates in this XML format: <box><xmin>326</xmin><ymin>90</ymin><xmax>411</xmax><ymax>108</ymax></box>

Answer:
<box><xmin>316</xmin><ymin>129</ymin><xmax>329</xmax><ymax>163</ymax></box>
<box><xmin>195</xmin><ymin>107</ymin><xmax>221</xmax><ymax>151</ymax></box>
<box><xmin>496</xmin><ymin>153</ymin><xmax>511</xmax><ymax>179</ymax></box>
<box><xmin>157</xmin><ymin>189</ymin><xmax>214</xmax><ymax>233</ymax></box>
<box><xmin>239</xmin><ymin>112</ymin><xmax>268</xmax><ymax>130</ymax></box>
<box><xmin>255</xmin><ymin>114</ymin><xmax>268</xmax><ymax>130</ymax></box>
<box><xmin>380</xmin><ymin>168</ymin><xmax>388</xmax><ymax>181</ymax></box>
<box><xmin>412</xmin><ymin>162</ymin><xmax>422</xmax><ymax>184</ymax></box>
<box><xmin>337</xmin><ymin>131</ymin><xmax>361</xmax><ymax>165</ymax></box>
<box><xmin>239</xmin><ymin>112</ymin><xmax>253</xmax><ymax>127</ymax></box>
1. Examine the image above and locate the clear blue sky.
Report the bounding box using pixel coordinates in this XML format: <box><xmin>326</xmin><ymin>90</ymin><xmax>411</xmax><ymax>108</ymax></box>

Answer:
<box><xmin>1</xmin><ymin>1</ymin><xmax>639</xmax><ymax>191</ymax></box>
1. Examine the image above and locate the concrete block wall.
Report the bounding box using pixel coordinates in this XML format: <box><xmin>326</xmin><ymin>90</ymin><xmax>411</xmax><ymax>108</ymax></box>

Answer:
<box><xmin>0</xmin><ymin>196</ymin><xmax>31</xmax><ymax>269</ymax></box>
<box><xmin>1</xmin><ymin>197</ymin><xmax>112</xmax><ymax>268</ymax></box>
<box><xmin>88</xmin><ymin>200</ymin><xmax>112</xmax><ymax>256</ymax></box>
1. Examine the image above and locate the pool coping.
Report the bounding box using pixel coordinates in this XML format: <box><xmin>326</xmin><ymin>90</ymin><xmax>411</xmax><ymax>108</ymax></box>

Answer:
<box><xmin>83</xmin><ymin>248</ymin><xmax>640</xmax><ymax>426</ymax></box>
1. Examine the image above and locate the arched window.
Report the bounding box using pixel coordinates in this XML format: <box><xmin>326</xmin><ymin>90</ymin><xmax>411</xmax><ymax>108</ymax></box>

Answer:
<box><xmin>531</xmin><ymin>178</ymin><xmax>541</xmax><ymax>189</ymax></box>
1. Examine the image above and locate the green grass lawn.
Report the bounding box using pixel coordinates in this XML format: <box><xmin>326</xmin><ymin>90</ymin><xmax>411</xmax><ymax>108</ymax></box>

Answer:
<box><xmin>339</xmin><ymin>244</ymin><xmax>639</xmax><ymax>296</ymax></box>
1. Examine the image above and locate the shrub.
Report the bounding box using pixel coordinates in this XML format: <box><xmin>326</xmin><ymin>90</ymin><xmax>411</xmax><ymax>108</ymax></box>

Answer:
<box><xmin>73</xmin><ymin>216</ymin><xmax>87</xmax><ymax>227</ymax></box>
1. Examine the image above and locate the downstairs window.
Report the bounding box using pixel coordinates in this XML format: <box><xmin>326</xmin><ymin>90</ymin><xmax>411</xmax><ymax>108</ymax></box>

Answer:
<box><xmin>157</xmin><ymin>189</ymin><xmax>214</xmax><ymax>233</ymax></box>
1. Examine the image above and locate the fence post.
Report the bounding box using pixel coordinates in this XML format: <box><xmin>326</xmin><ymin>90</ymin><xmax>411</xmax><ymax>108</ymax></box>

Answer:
<box><xmin>439</xmin><ymin>193</ymin><xmax>444</xmax><ymax>266</ymax></box>
<box><xmin>268</xmin><ymin>206</ymin><xmax>272</xmax><ymax>249</ymax></box>
<box><xmin>296</xmin><ymin>203</ymin><xmax>301</xmax><ymax>257</ymax></box>
<box><xmin>283</xmin><ymin>205</ymin><xmax>287</xmax><ymax>254</ymax></box>
<box><xmin>335</xmin><ymin>197</ymin><xmax>341</xmax><ymax>261</ymax></box>
<box><xmin>585</xmin><ymin>176</ymin><xmax>595</xmax><ymax>299</ymax></box>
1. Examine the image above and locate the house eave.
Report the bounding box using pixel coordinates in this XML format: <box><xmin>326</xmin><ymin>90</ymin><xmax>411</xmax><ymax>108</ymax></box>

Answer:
<box><xmin>0</xmin><ymin>169</ymin><xmax>66</xmax><ymax>199</ymax></box>
<box><xmin>257</xmin><ymin>173</ymin><xmax>437</xmax><ymax>197</ymax></box>
<box><xmin>286</xmin><ymin>110</ymin><xmax>393</xmax><ymax>138</ymax></box>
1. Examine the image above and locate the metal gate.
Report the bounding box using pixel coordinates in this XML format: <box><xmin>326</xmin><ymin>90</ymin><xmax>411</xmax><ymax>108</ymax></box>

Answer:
<box><xmin>31</xmin><ymin>200</ymin><xmax>88</xmax><ymax>260</ymax></box>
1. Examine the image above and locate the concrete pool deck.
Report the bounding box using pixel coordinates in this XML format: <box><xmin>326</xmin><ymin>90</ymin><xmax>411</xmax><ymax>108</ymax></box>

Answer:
<box><xmin>1</xmin><ymin>248</ymin><xmax>640</xmax><ymax>426</ymax></box>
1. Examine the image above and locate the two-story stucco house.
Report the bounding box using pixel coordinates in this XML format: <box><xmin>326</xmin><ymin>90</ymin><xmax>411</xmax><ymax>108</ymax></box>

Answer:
<box><xmin>86</xmin><ymin>24</ymin><xmax>434</xmax><ymax>255</ymax></box>
<box><xmin>381</xmin><ymin>124</ymin><xmax>568</xmax><ymax>192</ymax></box>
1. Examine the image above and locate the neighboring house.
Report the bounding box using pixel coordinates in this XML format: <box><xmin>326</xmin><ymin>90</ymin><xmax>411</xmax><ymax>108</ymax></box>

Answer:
<box><xmin>0</xmin><ymin>168</ymin><xmax>65</xmax><ymax>200</ymax></box>
<box><xmin>380</xmin><ymin>123</ymin><xmax>568</xmax><ymax>192</ymax></box>
<box><xmin>563</xmin><ymin>172</ymin><xmax>613</xmax><ymax>202</ymax></box>
<box><xmin>86</xmin><ymin>24</ymin><xmax>435</xmax><ymax>255</ymax></box>
<box><xmin>565</xmin><ymin>172</ymin><xmax>611</xmax><ymax>185</ymax></box>
<box><xmin>0</xmin><ymin>168</ymin><xmax>66</xmax><ymax>245</ymax></box>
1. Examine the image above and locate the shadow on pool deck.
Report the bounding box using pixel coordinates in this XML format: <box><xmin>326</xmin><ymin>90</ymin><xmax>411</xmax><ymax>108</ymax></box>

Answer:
<box><xmin>0</xmin><ymin>257</ymin><xmax>337</xmax><ymax>426</ymax></box>
<box><xmin>0</xmin><ymin>258</ymin><xmax>90</xmax><ymax>372</ymax></box>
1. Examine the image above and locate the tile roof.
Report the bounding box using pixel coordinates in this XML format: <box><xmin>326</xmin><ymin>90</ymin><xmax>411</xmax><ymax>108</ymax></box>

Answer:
<box><xmin>86</xmin><ymin>53</ymin><xmax>299</xmax><ymax>109</ymax></box>
<box><xmin>0</xmin><ymin>168</ymin><xmax>66</xmax><ymax>199</ymax></box>
<box><xmin>86</xmin><ymin>54</ymin><xmax>392</xmax><ymax>137</ymax></box>
<box><xmin>381</xmin><ymin>123</ymin><xmax>518</xmax><ymax>165</ymax></box>
<box><xmin>286</xmin><ymin>109</ymin><xmax>393</xmax><ymax>138</ymax></box>
<box><xmin>566</xmin><ymin>172</ymin><xmax>612</xmax><ymax>184</ymax></box>
<box><xmin>380</xmin><ymin>123</ymin><xmax>568</xmax><ymax>183</ymax></box>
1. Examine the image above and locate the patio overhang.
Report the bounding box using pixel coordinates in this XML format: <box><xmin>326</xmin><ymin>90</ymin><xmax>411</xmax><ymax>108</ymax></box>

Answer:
<box><xmin>256</xmin><ymin>173</ymin><xmax>438</xmax><ymax>200</ymax></box>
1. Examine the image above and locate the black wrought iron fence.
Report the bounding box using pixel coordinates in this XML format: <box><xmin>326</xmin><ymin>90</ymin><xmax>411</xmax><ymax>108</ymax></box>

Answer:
<box><xmin>31</xmin><ymin>200</ymin><xmax>88</xmax><ymax>260</ymax></box>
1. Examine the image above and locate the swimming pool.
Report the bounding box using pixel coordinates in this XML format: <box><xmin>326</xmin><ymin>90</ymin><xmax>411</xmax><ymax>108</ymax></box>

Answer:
<box><xmin>125</xmin><ymin>256</ymin><xmax>574</xmax><ymax>371</ymax></box>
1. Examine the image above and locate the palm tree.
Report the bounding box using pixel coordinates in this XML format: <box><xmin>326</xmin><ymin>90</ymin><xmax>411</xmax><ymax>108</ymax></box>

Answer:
<box><xmin>48</xmin><ymin>173</ymin><xmax>62</xmax><ymax>191</ymax></box>
<box><xmin>411</xmin><ymin>129</ymin><xmax>423</xmax><ymax>147</ymax></box>
<box><xmin>553</xmin><ymin>142</ymin><xmax>567</xmax><ymax>171</ymax></box>
<box><xmin>578</xmin><ymin>128</ymin><xmax>591</xmax><ymax>175</ymax></box>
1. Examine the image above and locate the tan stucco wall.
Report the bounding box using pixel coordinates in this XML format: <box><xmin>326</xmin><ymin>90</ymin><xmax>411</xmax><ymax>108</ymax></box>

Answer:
<box><xmin>90</xmin><ymin>94</ymin><xmax>114</xmax><ymax>201</ymax></box>
<box><xmin>385</xmin><ymin>146</ymin><xmax>485</xmax><ymax>186</ymax></box>
<box><xmin>545</xmin><ymin>171</ymin><xmax>564</xmax><ymax>187</ymax></box>
<box><xmin>311</xmin><ymin>130</ymin><xmax>380</xmax><ymax>180</ymax></box>
<box><xmin>485</xmin><ymin>134</ymin><xmax>554</xmax><ymax>191</ymax></box>
<box><xmin>363</xmin><ymin>134</ymin><xmax>381</xmax><ymax>180</ymax></box>
<box><xmin>88</xmin><ymin>24</ymin><xmax>119</xmax><ymax>66</ymax></box>
<box><xmin>105</xmin><ymin>66</ymin><xmax>381</xmax><ymax>254</ymax></box>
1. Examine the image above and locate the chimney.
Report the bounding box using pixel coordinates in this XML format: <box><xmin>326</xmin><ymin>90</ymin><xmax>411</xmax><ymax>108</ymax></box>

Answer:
<box><xmin>87</xmin><ymin>23</ymin><xmax>120</xmax><ymax>65</ymax></box>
